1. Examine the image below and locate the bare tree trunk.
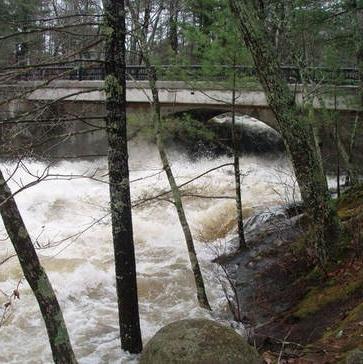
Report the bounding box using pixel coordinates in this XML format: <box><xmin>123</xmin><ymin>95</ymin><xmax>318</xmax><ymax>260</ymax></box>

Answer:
<box><xmin>0</xmin><ymin>170</ymin><xmax>77</xmax><ymax>364</ymax></box>
<box><xmin>229</xmin><ymin>0</ymin><xmax>341</xmax><ymax>266</ymax></box>
<box><xmin>231</xmin><ymin>65</ymin><xmax>247</xmax><ymax>250</ymax></box>
<box><xmin>126</xmin><ymin>0</ymin><xmax>211</xmax><ymax>311</ymax></box>
<box><xmin>147</xmin><ymin>64</ymin><xmax>212</xmax><ymax>311</ymax></box>
<box><xmin>103</xmin><ymin>0</ymin><xmax>142</xmax><ymax>354</ymax></box>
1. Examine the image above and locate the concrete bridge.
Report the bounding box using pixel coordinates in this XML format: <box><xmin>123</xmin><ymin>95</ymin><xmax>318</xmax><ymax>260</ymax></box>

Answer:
<box><xmin>0</xmin><ymin>64</ymin><xmax>360</xmax><ymax>124</ymax></box>
<box><xmin>0</xmin><ymin>79</ymin><xmax>360</xmax><ymax>130</ymax></box>
<box><xmin>0</xmin><ymin>64</ymin><xmax>361</xmax><ymax>158</ymax></box>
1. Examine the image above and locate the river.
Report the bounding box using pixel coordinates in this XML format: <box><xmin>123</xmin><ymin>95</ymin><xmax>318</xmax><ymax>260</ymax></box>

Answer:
<box><xmin>0</xmin><ymin>127</ymin><xmax>302</xmax><ymax>363</ymax></box>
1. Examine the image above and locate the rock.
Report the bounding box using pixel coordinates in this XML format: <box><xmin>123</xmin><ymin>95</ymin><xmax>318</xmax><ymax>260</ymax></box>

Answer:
<box><xmin>346</xmin><ymin>349</ymin><xmax>363</xmax><ymax>364</ymax></box>
<box><xmin>140</xmin><ymin>319</ymin><xmax>262</xmax><ymax>364</ymax></box>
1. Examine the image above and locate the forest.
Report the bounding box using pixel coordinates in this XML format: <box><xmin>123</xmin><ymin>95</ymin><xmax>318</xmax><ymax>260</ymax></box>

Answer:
<box><xmin>0</xmin><ymin>0</ymin><xmax>362</xmax><ymax>363</ymax></box>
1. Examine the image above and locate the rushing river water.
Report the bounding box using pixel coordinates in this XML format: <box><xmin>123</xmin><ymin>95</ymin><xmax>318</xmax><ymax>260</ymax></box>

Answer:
<box><xmin>0</xmin><ymin>132</ymin><xmax>301</xmax><ymax>363</ymax></box>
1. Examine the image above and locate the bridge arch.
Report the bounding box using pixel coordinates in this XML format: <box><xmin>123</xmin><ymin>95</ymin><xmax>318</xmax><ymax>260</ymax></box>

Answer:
<box><xmin>160</xmin><ymin>105</ymin><xmax>278</xmax><ymax>131</ymax></box>
<box><xmin>162</xmin><ymin>107</ymin><xmax>284</xmax><ymax>155</ymax></box>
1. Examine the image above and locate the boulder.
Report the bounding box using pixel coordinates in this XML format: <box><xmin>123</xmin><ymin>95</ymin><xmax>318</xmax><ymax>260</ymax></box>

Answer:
<box><xmin>140</xmin><ymin>319</ymin><xmax>262</xmax><ymax>364</ymax></box>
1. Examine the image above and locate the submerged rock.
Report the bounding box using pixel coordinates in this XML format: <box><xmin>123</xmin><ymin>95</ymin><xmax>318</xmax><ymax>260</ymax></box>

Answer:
<box><xmin>140</xmin><ymin>319</ymin><xmax>262</xmax><ymax>364</ymax></box>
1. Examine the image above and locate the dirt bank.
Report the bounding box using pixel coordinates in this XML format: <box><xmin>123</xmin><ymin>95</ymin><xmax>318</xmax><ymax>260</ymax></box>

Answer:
<box><xmin>225</xmin><ymin>184</ymin><xmax>363</xmax><ymax>363</ymax></box>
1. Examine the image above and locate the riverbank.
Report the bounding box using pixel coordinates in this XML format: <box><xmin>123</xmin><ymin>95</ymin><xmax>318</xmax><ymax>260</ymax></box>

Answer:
<box><xmin>225</xmin><ymin>184</ymin><xmax>363</xmax><ymax>363</ymax></box>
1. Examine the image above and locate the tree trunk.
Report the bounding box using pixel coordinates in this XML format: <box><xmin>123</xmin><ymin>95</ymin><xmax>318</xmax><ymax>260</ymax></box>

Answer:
<box><xmin>356</xmin><ymin>1</ymin><xmax>363</xmax><ymax>107</ymax></box>
<box><xmin>126</xmin><ymin>0</ymin><xmax>211</xmax><ymax>311</ymax></box>
<box><xmin>333</xmin><ymin>85</ymin><xmax>341</xmax><ymax>197</ymax></box>
<box><xmin>231</xmin><ymin>66</ymin><xmax>247</xmax><ymax>250</ymax></box>
<box><xmin>347</xmin><ymin>0</ymin><xmax>362</xmax><ymax>183</ymax></box>
<box><xmin>147</xmin><ymin>64</ymin><xmax>212</xmax><ymax>311</ymax></box>
<box><xmin>169</xmin><ymin>0</ymin><xmax>179</xmax><ymax>53</ymax></box>
<box><xmin>348</xmin><ymin>114</ymin><xmax>359</xmax><ymax>175</ymax></box>
<box><xmin>337</xmin><ymin>133</ymin><xmax>359</xmax><ymax>186</ymax></box>
<box><xmin>138</xmin><ymin>0</ymin><xmax>151</xmax><ymax>65</ymax></box>
<box><xmin>355</xmin><ymin>1</ymin><xmax>362</xmax><ymax>179</ymax></box>
<box><xmin>228</xmin><ymin>0</ymin><xmax>341</xmax><ymax>266</ymax></box>
<box><xmin>0</xmin><ymin>170</ymin><xmax>77</xmax><ymax>364</ymax></box>
<box><xmin>128</xmin><ymin>0</ymin><xmax>141</xmax><ymax>64</ymax></box>
<box><xmin>103</xmin><ymin>0</ymin><xmax>142</xmax><ymax>354</ymax></box>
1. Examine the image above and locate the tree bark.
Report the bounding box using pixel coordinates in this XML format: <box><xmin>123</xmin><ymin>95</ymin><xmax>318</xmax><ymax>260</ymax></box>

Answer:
<box><xmin>0</xmin><ymin>170</ymin><xmax>77</xmax><ymax>364</ymax></box>
<box><xmin>231</xmin><ymin>66</ymin><xmax>247</xmax><ymax>250</ymax></box>
<box><xmin>356</xmin><ymin>1</ymin><xmax>363</xmax><ymax>106</ymax></box>
<box><xmin>129</xmin><ymin>1</ymin><xmax>140</xmax><ymax>64</ymax></box>
<box><xmin>337</xmin><ymin>133</ymin><xmax>359</xmax><ymax>185</ymax></box>
<box><xmin>103</xmin><ymin>0</ymin><xmax>142</xmax><ymax>354</ymax></box>
<box><xmin>345</xmin><ymin>0</ymin><xmax>362</xmax><ymax>183</ymax></box>
<box><xmin>228</xmin><ymin>0</ymin><xmax>341</xmax><ymax>266</ymax></box>
<box><xmin>169</xmin><ymin>0</ymin><xmax>179</xmax><ymax>53</ymax></box>
<box><xmin>138</xmin><ymin>0</ymin><xmax>151</xmax><ymax>65</ymax></box>
<box><xmin>355</xmin><ymin>1</ymin><xmax>362</xmax><ymax>179</ymax></box>
<box><xmin>348</xmin><ymin>114</ymin><xmax>359</xmax><ymax>173</ymax></box>
<box><xmin>335</xmin><ymin>91</ymin><xmax>341</xmax><ymax>198</ymax></box>
<box><xmin>147</xmin><ymin>64</ymin><xmax>212</xmax><ymax>311</ymax></box>
<box><xmin>126</xmin><ymin>0</ymin><xmax>212</xmax><ymax>311</ymax></box>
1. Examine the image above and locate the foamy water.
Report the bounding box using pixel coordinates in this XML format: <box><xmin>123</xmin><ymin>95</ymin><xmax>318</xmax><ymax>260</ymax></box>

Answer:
<box><xmin>0</xmin><ymin>140</ymin><xmax>296</xmax><ymax>363</ymax></box>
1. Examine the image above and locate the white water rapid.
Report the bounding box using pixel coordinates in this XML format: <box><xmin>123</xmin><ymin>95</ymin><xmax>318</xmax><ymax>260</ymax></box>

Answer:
<box><xmin>0</xmin><ymin>137</ymin><xmax>300</xmax><ymax>363</ymax></box>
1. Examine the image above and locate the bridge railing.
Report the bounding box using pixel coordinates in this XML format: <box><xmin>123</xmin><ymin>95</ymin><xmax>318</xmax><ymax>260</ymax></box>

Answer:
<box><xmin>8</xmin><ymin>65</ymin><xmax>359</xmax><ymax>85</ymax></box>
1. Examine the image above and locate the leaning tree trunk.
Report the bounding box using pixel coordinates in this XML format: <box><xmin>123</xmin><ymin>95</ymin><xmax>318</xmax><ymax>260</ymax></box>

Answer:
<box><xmin>125</xmin><ymin>0</ymin><xmax>211</xmax><ymax>311</ymax></box>
<box><xmin>231</xmin><ymin>65</ymin><xmax>247</xmax><ymax>250</ymax></box>
<box><xmin>229</xmin><ymin>0</ymin><xmax>341</xmax><ymax>266</ymax></box>
<box><xmin>0</xmin><ymin>170</ymin><xmax>77</xmax><ymax>364</ymax></box>
<box><xmin>147</xmin><ymin>64</ymin><xmax>212</xmax><ymax>311</ymax></box>
<box><xmin>103</xmin><ymin>0</ymin><xmax>142</xmax><ymax>354</ymax></box>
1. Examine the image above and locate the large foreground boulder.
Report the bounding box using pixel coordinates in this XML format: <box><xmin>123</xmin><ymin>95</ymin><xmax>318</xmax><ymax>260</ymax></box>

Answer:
<box><xmin>140</xmin><ymin>319</ymin><xmax>262</xmax><ymax>364</ymax></box>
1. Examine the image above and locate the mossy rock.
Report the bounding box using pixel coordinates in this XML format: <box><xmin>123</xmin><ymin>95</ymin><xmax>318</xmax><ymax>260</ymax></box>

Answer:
<box><xmin>140</xmin><ymin>319</ymin><xmax>262</xmax><ymax>364</ymax></box>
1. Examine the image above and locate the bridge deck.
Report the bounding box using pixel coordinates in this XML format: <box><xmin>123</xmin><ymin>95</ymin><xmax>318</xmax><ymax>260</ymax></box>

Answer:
<box><xmin>0</xmin><ymin>80</ymin><xmax>359</xmax><ymax>113</ymax></box>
